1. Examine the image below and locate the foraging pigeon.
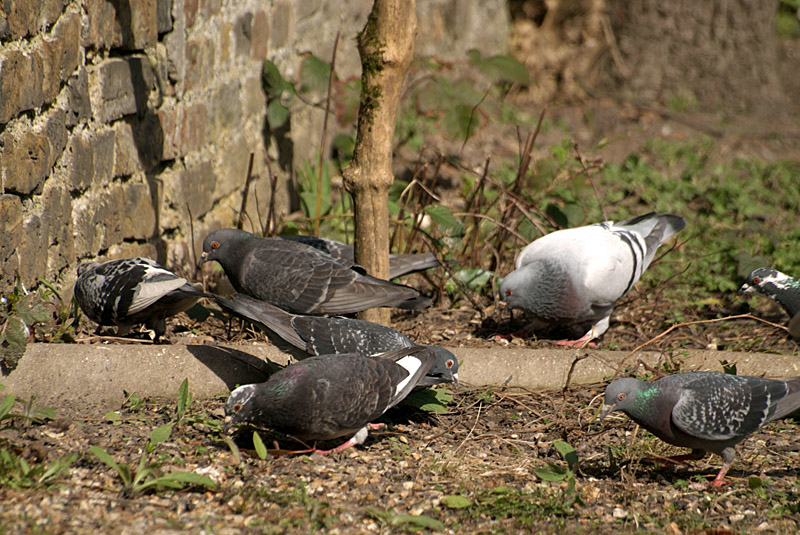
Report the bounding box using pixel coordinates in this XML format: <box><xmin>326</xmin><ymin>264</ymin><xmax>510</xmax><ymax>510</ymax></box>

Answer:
<box><xmin>279</xmin><ymin>235</ymin><xmax>443</xmax><ymax>279</ymax></box>
<box><xmin>212</xmin><ymin>293</ymin><xmax>459</xmax><ymax>387</ymax></box>
<box><xmin>224</xmin><ymin>346</ymin><xmax>436</xmax><ymax>453</ymax></box>
<box><xmin>200</xmin><ymin>229</ymin><xmax>431</xmax><ymax>315</ymax></box>
<box><xmin>739</xmin><ymin>268</ymin><xmax>800</xmax><ymax>340</ymax></box>
<box><xmin>74</xmin><ymin>258</ymin><xmax>208</xmax><ymax>339</ymax></box>
<box><xmin>601</xmin><ymin>371</ymin><xmax>800</xmax><ymax>486</ymax></box>
<box><xmin>500</xmin><ymin>213</ymin><xmax>686</xmax><ymax>347</ymax></box>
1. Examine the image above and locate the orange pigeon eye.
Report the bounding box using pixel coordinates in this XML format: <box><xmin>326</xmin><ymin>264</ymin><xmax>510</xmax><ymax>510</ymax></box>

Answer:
<box><xmin>233</xmin><ymin>403</ymin><xmax>242</xmax><ymax>411</ymax></box>
<box><xmin>752</xmin><ymin>277</ymin><xmax>761</xmax><ymax>284</ymax></box>
<box><xmin>446</xmin><ymin>359</ymin><xmax>454</xmax><ymax>369</ymax></box>
<box><xmin>211</xmin><ymin>241</ymin><xmax>220</xmax><ymax>249</ymax></box>
<box><xmin>617</xmin><ymin>393</ymin><xmax>626</xmax><ymax>402</ymax></box>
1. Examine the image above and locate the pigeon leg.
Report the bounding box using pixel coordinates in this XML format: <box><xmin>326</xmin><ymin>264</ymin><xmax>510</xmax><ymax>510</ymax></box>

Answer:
<box><xmin>313</xmin><ymin>425</ymin><xmax>380</xmax><ymax>455</ymax></box>
<box><xmin>708</xmin><ymin>464</ymin><xmax>731</xmax><ymax>487</ymax></box>
<box><xmin>554</xmin><ymin>331</ymin><xmax>596</xmax><ymax>348</ymax></box>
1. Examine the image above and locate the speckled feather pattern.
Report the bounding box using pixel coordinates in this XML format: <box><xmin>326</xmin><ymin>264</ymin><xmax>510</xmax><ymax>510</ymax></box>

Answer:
<box><xmin>739</xmin><ymin>267</ymin><xmax>800</xmax><ymax>317</ymax></box>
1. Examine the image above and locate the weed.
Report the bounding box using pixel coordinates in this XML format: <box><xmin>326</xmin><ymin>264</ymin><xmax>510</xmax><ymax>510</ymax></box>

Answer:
<box><xmin>365</xmin><ymin>507</ymin><xmax>445</xmax><ymax>532</ymax></box>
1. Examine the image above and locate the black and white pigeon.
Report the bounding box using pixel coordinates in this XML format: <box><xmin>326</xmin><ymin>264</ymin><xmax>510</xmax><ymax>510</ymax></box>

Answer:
<box><xmin>224</xmin><ymin>346</ymin><xmax>436</xmax><ymax>453</ymax></box>
<box><xmin>74</xmin><ymin>258</ymin><xmax>208</xmax><ymax>339</ymax></box>
<box><xmin>500</xmin><ymin>213</ymin><xmax>686</xmax><ymax>347</ymax></box>
<box><xmin>279</xmin><ymin>235</ymin><xmax>443</xmax><ymax>280</ymax></box>
<box><xmin>212</xmin><ymin>293</ymin><xmax>459</xmax><ymax>387</ymax></box>
<box><xmin>601</xmin><ymin>371</ymin><xmax>800</xmax><ymax>486</ymax></box>
<box><xmin>738</xmin><ymin>268</ymin><xmax>800</xmax><ymax>339</ymax></box>
<box><xmin>200</xmin><ymin>229</ymin><xmax>431</xmax><ymax>315</ymax></box>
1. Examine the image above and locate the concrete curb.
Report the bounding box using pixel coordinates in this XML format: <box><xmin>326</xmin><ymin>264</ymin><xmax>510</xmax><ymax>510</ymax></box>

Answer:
<box><xmin>2</xmin><ymin>343</ymin><xmax>799</xmax><ymax>415</ymax></box>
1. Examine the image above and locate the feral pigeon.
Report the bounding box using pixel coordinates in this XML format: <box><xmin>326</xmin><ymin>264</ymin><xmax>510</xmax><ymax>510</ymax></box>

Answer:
<box><xmin>74</xmin><ymin>258</ymin><xmax>208</xmax><ymax>339</ymax></box>
<box><xmin>739</xmin><ymin>268</ymin><xmax>800</xmax><ymax>340</ymax></box>
<box><xmin>279</xmin><ymin>235</ymin><xmax>443</xmax><ymax>279</ymax></box>
<box><xmin>213</xmin><ymin>293</ymin><xmax>459</xmax><ymax>387</ymax></box>
<box><xmin>500</xmin><ymin>213</ymin><xmax>686</xmax><ymax>347</ymax></box>
<box><xmin>224</xmin><ymin>346</ymin><xmax>435</xmax><ymax>453</ymax></box>
<box><xmin>200</xmin><ymin>229</ymin><xmax>431</xmax><ymax>315</ymax></box>
<box><xmin>601</xmin><ymin>371</ymin><xmax>800</xmax><ymax>486</ymax></box>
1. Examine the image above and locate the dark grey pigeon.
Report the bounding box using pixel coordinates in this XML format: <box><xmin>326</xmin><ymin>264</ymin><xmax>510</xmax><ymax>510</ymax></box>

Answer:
<box><xmin>601</xmin><ymin>371</ymin><xmax>800</xmax><ymax>486</ymax></box>
<box><xmin>74</xmin><ymin>258</ymin><xmax>208</xmax><ymax>339</ymax></box>
<box><xmin>200</xmin><ymin>229</ymin><xmax>431</xmax><ymax>315</ymax></box>
<box><xmin>224</xmin><ymin>346</ymin><xmax>436</xmax><ymax>453</ymax></box>
<box><xmin>213</xmin><ymin>293</ymin><xmax>459</xmax><ymax>387</ymax></box>
<box><xmin>500</xmin><ymin>213</ymin><xmax>686</xmax><ymax>347</ymax></box>
<box><xmin>279</xmin><ymin>235</ymin><xmax>443</xmax><ymax>280</ymax></box>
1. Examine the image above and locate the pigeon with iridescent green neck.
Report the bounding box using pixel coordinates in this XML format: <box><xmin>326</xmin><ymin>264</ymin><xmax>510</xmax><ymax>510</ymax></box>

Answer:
<box><xmin>602</xmin><ymin>371</ymin><xmax>800</xmax><ymax>486</ymax></box>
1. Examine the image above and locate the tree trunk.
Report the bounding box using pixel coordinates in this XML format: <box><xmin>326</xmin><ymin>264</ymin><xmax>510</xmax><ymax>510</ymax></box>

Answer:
<box><xmin>343</xmin><ymin>0</ymin><xmax>417</xmax><ymax>325</ymax></box>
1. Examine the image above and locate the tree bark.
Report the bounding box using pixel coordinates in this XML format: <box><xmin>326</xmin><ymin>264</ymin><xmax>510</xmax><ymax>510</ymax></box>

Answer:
<box><xmin>343</xmin><ymin>0</ymin><xmax>417</xmax><ymax>325</ymax></box>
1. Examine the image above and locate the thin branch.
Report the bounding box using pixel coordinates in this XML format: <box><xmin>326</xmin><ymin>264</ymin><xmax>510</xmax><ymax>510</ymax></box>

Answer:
<box><xmin>573</xmin><ymin>141</ymin><xmax>606</xmax><ymax>220</ymax></box>
<box><xmin>314</xmin><ymin>31</ymin><xmax>341</xmax><ymax>236</ymax></box>
<box><xmin>236</xmin><ymin>153</ymin><xmax>256</xmax><ymax>230</ymax></box>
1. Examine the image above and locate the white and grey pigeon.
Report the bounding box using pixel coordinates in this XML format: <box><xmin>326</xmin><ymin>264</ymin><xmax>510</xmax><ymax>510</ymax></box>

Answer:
<box><xmin>212</xmin><ymin>293</ymin><xmax>459</xmax><ymax>387</ymax></box>
<box><xmin>601</xmin><ymin>371</ymin><xmax>800</xmax><ymax>486</ymax></box>
<box><xmin>738</xmin><ymin>267</ymin><xmax>800</xmax><ymax>339</ymax></box>
<box><xmin>74</xmin><ymin>258</ymin><xmax>208</xmax><ymax>340</ymax></box>
<box><xmin>500</xmin><ymin>212</ymin><xmax>686</xmax><ymax>347</ymax></box>
<box><xmin>279</xmin><ymin>235</ymin><xmax>443</xmax><ymax>280</ymax></box>
<box><xmin>200</xmin><ymin>229</ymin><xmax>431</xmax><ymax>315</ymax></box>
<box><xmin>224</xmin><ymin>346</ymin><xmax>436</xmax><ymax>454</ymax></box>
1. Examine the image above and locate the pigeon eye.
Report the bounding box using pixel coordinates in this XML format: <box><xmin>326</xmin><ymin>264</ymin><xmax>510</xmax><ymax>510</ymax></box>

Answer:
<box><xmin>446</xmin><ymin>359</ymin><xmax>454</xmax><ymax>369</ymax></box>
<box><xmin>233</xmin><ymin>403</ymin><xmax>242</xmax><ymax>412</ymax></box>
<box><xmin>211</xmin><ymin>241</ymin><xmax>220</xmax><ymax>250</ymax></box>
<box><xmin>617</xmin><ymin>393</ymin><xmax>626</xmax><ymax>402</ymax></box>
<box><xmin>752</xmin><ymin>277</ymin><xmax>760</xmax><ymax>284</ymax></box>
<box><xmin>505</xmin><ymin>289</ymin><xmax>512</xmax><ymax>297</ymax></box>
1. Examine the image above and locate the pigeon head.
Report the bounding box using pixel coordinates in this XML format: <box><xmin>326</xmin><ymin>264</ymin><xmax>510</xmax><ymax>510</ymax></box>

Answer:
<box><xmin>601</xmin><ymin>377</ymin><xmax>655</xmax><ymax>421</ymax></box>
<box><xmin>224</xmin><ymin>383</ymin><xmax>259</xmax><ymax>432</ymax></box>
<box><xmin>200</xmin><ymin>229</ymin><xmax>252</xmax><ymax>267</ymax></box>
<box><xmin>738</xmin><ymin>268</ymin><xmax>785</xmax><ymax>297</ymax></box>
<box><xmin>425</xmin><ymin>346</ymin><xmax>460</xmax><ymax>387</ymax></box>
<box><xmin>77</xmin><ymin>261</ymin><xmax>102</xmax><ymax>277</ymax></box>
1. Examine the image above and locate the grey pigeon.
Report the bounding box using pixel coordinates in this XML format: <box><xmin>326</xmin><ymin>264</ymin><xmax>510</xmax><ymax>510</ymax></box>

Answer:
<box><xmin>200</xmin><ymin>229</ymin><xmax>431</xmax><ymax>315</ymax></box>
<box><xmin>74</xmin><ymin>258</ymin><xmax>208</xmax><ymax>339</ymax></box>
<box><xmin>213</xmin><ymin>293</ymin><xmax>459</xmax><ymax>387</ymax></box>
<box><xmin>279</xmin><ymin>235</ymin><xmax>443</xmax><ymax>279</ymax></box>
<box><xmin>500</xmin><ymin>213</ymin><xmax>686</xmax><ymax>347</ymax></box>
<box><xmin>224</xmin><ymin>346</ymin><xmax>436</xmax><ymax>453</ymax></box>
<box><xmin>739</xmin><ymin>268</ymin><xmax>800</xmax><ymax>339</ymax></box>
<box><xmin>601</xmin><ymin>371</ymin><xmax>800</xmax><ymax>486</ymax></box>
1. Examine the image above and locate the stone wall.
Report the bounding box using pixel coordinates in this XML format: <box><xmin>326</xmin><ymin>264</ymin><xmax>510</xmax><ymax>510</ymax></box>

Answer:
<box><xmin>0</xmin><ymin>0</ymin><xmax>509</xmax><ymax>297</ymax></box>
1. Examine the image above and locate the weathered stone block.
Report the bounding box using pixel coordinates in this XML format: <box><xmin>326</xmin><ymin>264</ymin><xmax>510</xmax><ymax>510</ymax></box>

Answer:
<box><xmin>184</xmin><ymin>0</ymin><xmax>199</xmax><ymax>28</ymax></box>
<box><xmin>0</xmin><ymin>194</ymin><xmax>22</xmax><ymax>291</ymax></box>
<box><xmin>1</xmin><ymin>130</ymin><xmax>51</xmax><ymax>195</ymax></box>
<box><xmin>18</xmin><ymin>213</ymin><xmax>48</xmax><ymax>288</ymax></box>
<box><xmin>114</xmin><ymin>114</ymin><xmax>165</xmax><ymax>175</ymax></box>
<box><xmin>3</xmin><ymin>0</ymin><xmax>37</xmax><ymax>39</ymax></box>
<box><xmin>162</xmin><ymin>161</ymin><xmax>215</xmax><ymax>229</ymax></box>
<box><xmin>202</xmin><ymin>0</ymin><xmax>221</xmax><ymax>17</ymax></box>
<box><xmin>233</xmin><ymin>13</ymin><xmax>253</xmax><ymax>58</ymax></box>
<box><xmin>44</xmin><ymin>108</ymin><xmax>68</xmax><ymax>169</ymax></box>
<box><xmin>92</xmin><ymin>129</ymin><xmax>116</xmax><ymax>186</ymax></box>
<box><xmin>215</xmin><ymin>80</ymin><xmax>241</xmax><ymax>132</ymax></box>
<box><xmin>216</xmin><ymin>133</ymin><xmax>250</xmax><ymax>199</ymax></box>
<box><xmin>72</xmin><ymin>185</ymin><xmax>126</xmax><ymax>256</ymax></box>
<box><xmin>112</xmin><ymin>121</ymin><xmax>138</xmax><ymax>177</ymax></box>
<box><xmin>43</xmin><ymin>184</ymin><xmax>74</xmax><ymax>274</ymax></box>
<box><xmin>184</xmin><ymin>37</ymin><xmax>214</xmax><ymax>92</ymax></box>
<box><xmin>123</xmin><ymin>183</ymin><xmax>156</xmax><ymax>240</ymax></box>
<box><xmin>157</xmin><ymin>106</ymin><xmax>179</xmax><ymax>160</ymax></box>
<box><xmin>65</xmin><ymin>132</ymin><xmax>94</xmax><ymax>192</ymax></box>
<box><xmin>40</xmin><ymin>11</ymin><xmax>81</xmax><ymax>104</ymax></box>
<box><xmin>66</xmin><ymin>67</ymin><xmax>92</xmax><ymax>126</ymax></box>
<box><xmin>270</xmin><ymin>1</ymin><xmax>294</xmax><ymax>49</ymax></box>
<box><xmin>93</xmin><ymin>57</ymin><xmax>155</xmax><ymax>123</ymax></box>
<box><xmin>242</xmin><ymin>73</ymin><xmax>266</xmax><ymax>118</ymax></box>
<box><xmin>0</xmin><ymin>50</ymin><xmax>44</xmax><ymax>123</ymax></box>
<box><xmin>179</xmin><ymin>102</ymin><xmax>208</xmax><ymax>155</ymax></box>
<box><xmin>157</xmin><ymin>0</ymin><xmax>173</xmax><ymax>34</ymax></box>
<box><xmin>164</xmin><ymin>26</ymin><xmax>185</xmax><ymax>84</ymax></box>
<box><xmin>83</xmin><ymin>0</ymin><xmax>157</xmax><ymax>50</ymax></box>
<box><xmin>251</xmin><ymin>9</ymin><xmax>268</xmax><ymax>60</ymax></box>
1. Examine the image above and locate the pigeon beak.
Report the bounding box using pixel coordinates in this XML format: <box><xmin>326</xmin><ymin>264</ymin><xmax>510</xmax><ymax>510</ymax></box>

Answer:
<box><xmin>452</xmin><ymin>372</ymin><xmax>460</xmax><ymax>389</ymax></box>
<box><xmin>198</xmin><ymin>251</ymin><xmax>209</xmax><ymax>267</ymax></box>
<box><xmin>222</xmin><ymin>415</ymin><xmax>234</xmax><ymax>434</ymax></box>
<box><xmin>599</xmin><ymin>403</ymin><xmax>615</xmax><ymax>421</ymax></box>
<box><xmin>737</xmin><ymin>283</ymin><xmax>753</xmax><ymax>296</ymax></box>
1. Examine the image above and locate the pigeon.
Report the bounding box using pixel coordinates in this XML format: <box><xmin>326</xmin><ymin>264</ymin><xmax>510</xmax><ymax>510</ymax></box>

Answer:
<box><xmin>200</xmin><ymin>229</ymin><xmax>431</xmax><ymax>315</ymax></box>
<box><xmin>224</xmin><ymin>346</ymin><xmax>436</xmax><ymax>453</ymax></box>
<box><xmin>738</xmin><ymin>267</ymin><xmax>800</xmax><ymax>339</ymax></box>
<box><xmin>500</xmin><ymin>213</ymin><xmax>686</xmax><ymax>347</ymax></box>
<box><xmin>212</xmin><ymin>293</ymin><xmax>459</xmax><ymax>387</ymax></box>
<box><xmin>74</xmin><ymin>257</ymin><xmax>208</xmax><ymax>339</ymax></box>
<box><xmin>279</xmin><ymin>235</ymin><xmax>443</xmax><ymax>279</ymax></box>
<box><xmin>601</xmin><ymin>371</ymin><xmax>800</xmax><ymax>486</ymax></box>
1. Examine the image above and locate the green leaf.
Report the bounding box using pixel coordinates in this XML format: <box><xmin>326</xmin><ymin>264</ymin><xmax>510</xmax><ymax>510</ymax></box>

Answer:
<box><xmin>90</xmin><ymin>446</ymin><xmax>131</xmax><ymax>487</ymax></box>
<box><xmin>442</xmin><ymin>103</ymin><xmax>480</xmax><ymax>141</ymax></box>
<box><xmin>223</xmin><ymin>435</ymin><xmax>242</xmax><ymax>465</ymax></box>
<box><xmin>469</xmin><ymin>51</ymin><xmax>531</xmax><ymax>85</ymax></box>
<box><xmin>441</xmin><ymin>495</ymin><xmax>473</xmax><ymax>508</ymax></box>
<box><xmin>267</xmin><ymin>99</ymin><xmax>290</xmax><ymax>129</ymax></box>
<box><xmin>534</xmin><ymin>464</ymin><xmax>569</xmax><ymax>482</ymax></box>
<box><xmin>392</xmin><ymin>514</ymin><xmax>445</xmax><ymax>530</ymax></box>
<box><xmin>262</xmin><ymin>60</ymin><xmax>288</xmax><ymax>96</ymax></box>
<box><xmin>402</xmin><ymin>388</ymin><xmax>453</xmax><ymax>412</ymax></box>
<box><xmin>150</xmin><ymin>423</ymin><xmax>173</xmax><ymax>446</ymax></box>
<box><xmin>152</xmin><ymin>471</ymin><xmax>219</xmax><ymax>490</ymax></box>
<box><xmin>104</xmin><ymin>411</ymin><xmax>121</xmax><ymax>422</ymax></box>
<box><xmin>0</xmin><ymin>393</ymin><xmax>17</xmax><ymax>420</ymax></box>
<box><xmin>176</xmin><ymin>379</ymin><xmax>190</xmax><ymax>421</ymax></box>
<box><xmin>3</xmin><ymin>316</ymin><xmax>29</xmax><ymax>359</ymax></box>
<box><xmin>299</xmin><ymin>55</ymin><xmax>331</xmax><ymax>93</ymax></box>
<box><xmin>424</xmin><ymin>205</ymin><xmax>461</xmax><ymax>232</ymax></box>
<box><xmin>14</xmin><ymin>295</ymin><xmax>51</xmax><ymax>325</ymax></box>
<box><xmin>253</xmin><ymin>431</ymin><xmax>267</xmax><ymax>460</ymax></box>
<box><xmin>554</xmin><ymin>440</ymin><xmax>579</xmax><ymax>473</ymax></box>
